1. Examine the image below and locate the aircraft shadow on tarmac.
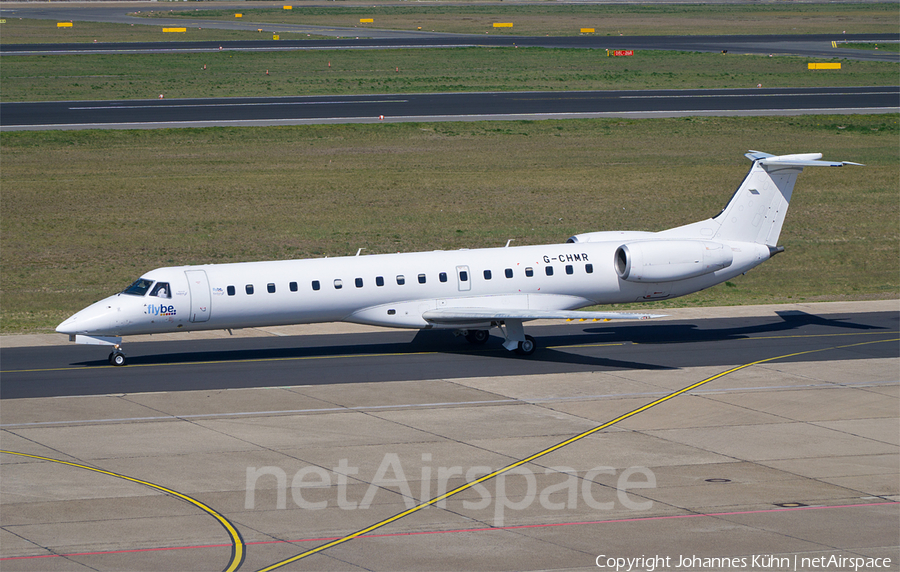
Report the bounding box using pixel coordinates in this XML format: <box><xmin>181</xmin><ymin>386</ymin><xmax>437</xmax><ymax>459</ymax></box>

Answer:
<box><xmin>71</xmin><ymin>332</ymin><xmax>671</xmax><ymax>371</ymax></box>
<box><xmin>580</xmin><ymin>310</ymin><xmax>886</xmax><ymax>343</ymax></box>
<box><xmin>70</xmin><ymin>311</ymin><xmax>884</xmax><ymax>370</ymax></box>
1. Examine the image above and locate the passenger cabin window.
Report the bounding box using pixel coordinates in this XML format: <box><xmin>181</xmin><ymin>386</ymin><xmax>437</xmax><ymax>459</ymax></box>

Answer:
<box><xmin>585</xmin><ymin>264</ymin><xmax>593</xmax><ymax>274</ymax></box>
<box><xmin>484</xmin><ymin>270</ymin><xmax>492</xmax><ymax>280</ymax></box>
<box><xmin>505</xmin><ymin>268</ymin><xmax>513</xmax><ymax>279</ymax></box>
<box><xmin>123</xmin><ymin>278</ymin><xmax>153</xmax><ymax>297</ymax></box>
<box><xmin>525</xmin><ymin>267</ymin><xmax>534</xmax><ymax>277</ymax></box>
<box><xmin>290</xmin><ymin>282</ymin><xmax>298</xmax><ymax>292</ymax></box>
<box><xmin>355</xmin><ymin>278</ymin><xmax>364</xmax><ymax>288</ymax></box>
<box><xmin>397</xmin><ymin>275</ymin><xmax>406</xmax><ymax>285</ymax></box>
<box><xmin>150</xmin><ymin>282</ymin><xmax>171</xmax><ymax>298</ymax></box>
<box><xmin>459</xmin><ymin>270</ymin><xmax>469</xmax><ymax>282</ymax></box>
<box><xmin>246</xmin><ymin>284</ymin><xmax>254</xmax><ymax>295</ymax></box>
<box><xmin>566</xmin><ymin>265</ymin><xmax>574</xmax><ymax>275</ymax></box>
<box><xmin>312</xmin><ymin>280</ymin><xmax>321</xmax><ymax>291</ymax></box>
<box><xmin>376</xmin><ymin>276</ymin><xmax>385</xmax><ymax>287</ymax></box>
<box><xmin>227</xmin><ymin>285</ymin><xmax>236</xmax><ymax>296</ymax></box>
<box><xmin>418</xmin><ymin>274</ymin><xmax>426</xmax><ymax>284</ymax></box>
<box><xmin>439</xmin><ymin>272</ymin><xmax>448</xmax><ymax>283</ymax></box>
<box><xmin>545</xmin><ymin>266</ymin><xmax>554</xmax><ymax>276</ymax></box>
<box><xmin>334</xmin><ymin>279</ymin><xmax>343</xmax><ymax>290</ymax></box>
<box><xmin>267</xmin><ymin>283</ymin><xmax>276</xmax><ymax>293</ymax></box>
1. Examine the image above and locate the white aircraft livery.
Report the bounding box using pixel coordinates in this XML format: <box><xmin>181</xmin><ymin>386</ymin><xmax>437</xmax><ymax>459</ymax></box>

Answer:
<box><xmin>57</xmin><ymin>151</ymin><xmax>859</xmax><ymax>366</ymax></box>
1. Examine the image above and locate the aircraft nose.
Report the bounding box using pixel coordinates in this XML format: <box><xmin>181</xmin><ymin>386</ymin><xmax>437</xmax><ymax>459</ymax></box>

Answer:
<box><xmin>56</xmin><ymin>315</ymin><xmax>78</xmax><ymax>335</ymax></box>
<box><xmin>56</xmin><ymin>299</ymin><xmax>119</xmax><ymax>336</ymax></box>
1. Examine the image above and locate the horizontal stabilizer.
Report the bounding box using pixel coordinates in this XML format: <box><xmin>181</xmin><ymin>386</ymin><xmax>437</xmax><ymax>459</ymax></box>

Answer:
<box><xmin>423</xmin><ymin>308</ymin><xmax>664</xmax><ymax>325</ymax></box>
<box><xmin>746</xmin><ymin>150</ymin><xmax>864</xmax><ymax>168</ymax></box>
<box><xmin>709</xmin><ymin>150</ymin><xmax>864</xmax><ymax>245</ymax></box>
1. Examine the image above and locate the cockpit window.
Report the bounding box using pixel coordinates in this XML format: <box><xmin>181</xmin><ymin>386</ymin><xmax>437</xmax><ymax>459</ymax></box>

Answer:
<box><xmin>122</xmin><ymin>278</ymin><xmax>153</xmax><ymax>296</ymax></box>
<box><xmin>150</xmin><ymin>282</ymin><xmax>171</xmax><ymax>298</ymax></box>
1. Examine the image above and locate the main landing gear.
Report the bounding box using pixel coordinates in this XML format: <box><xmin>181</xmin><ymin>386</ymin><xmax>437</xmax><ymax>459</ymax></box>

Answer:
<box><xmin>460</xmin><ymin>321</ymin><xmax>537</xmax><ymax>357</ymax></box>
<box><xmin>108</xmin><ymin>345</ymin><xmax>126</xmax><ymax>366</ymax></box>
<box><xmin>464</xmin><ymin>329</ymin><xmax>490</xmax><ymax>345</ymax></box>
<box><xmin>500</xmin><ymin>319</ymin><xmax>537</xmax><ymax>356</ymax></box>
<box><xmin>515</xmin><ymin>335</ymin><xmax>537</xmax><ymax>356</ymax></box>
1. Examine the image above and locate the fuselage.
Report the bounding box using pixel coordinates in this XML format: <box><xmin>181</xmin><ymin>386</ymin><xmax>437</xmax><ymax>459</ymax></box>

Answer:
<box><xmin>56</xmin><ymin>234</ymin><xmax>770</xmax><ymax>338</ymax></box>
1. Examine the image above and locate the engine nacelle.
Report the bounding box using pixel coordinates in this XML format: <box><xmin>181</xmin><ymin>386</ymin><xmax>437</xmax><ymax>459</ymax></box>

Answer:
<box><xmin>615</xmin><ymin>240</ymin><xmax>733</xmax><ymax>283</ymax></box>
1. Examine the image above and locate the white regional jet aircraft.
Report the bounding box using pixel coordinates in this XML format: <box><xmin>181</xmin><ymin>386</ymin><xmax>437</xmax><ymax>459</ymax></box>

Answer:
<box><xmin>57</xmin><ymin>151</ymin><xmax>859</xmax><ymax>366</ymax></box>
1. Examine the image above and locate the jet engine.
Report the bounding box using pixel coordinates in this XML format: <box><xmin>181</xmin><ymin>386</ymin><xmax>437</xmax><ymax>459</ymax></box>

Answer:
<box><xmin>615</xmin><ymin>240</ymin><xmax>733</xmax><ymax>283</ymax></box>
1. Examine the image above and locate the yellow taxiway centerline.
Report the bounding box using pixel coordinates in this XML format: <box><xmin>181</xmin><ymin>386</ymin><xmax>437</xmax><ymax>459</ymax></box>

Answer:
<box><xmin>255</xmin><ymin>337</ymin><xmax>898</xmax><ymax>571</ymax></box>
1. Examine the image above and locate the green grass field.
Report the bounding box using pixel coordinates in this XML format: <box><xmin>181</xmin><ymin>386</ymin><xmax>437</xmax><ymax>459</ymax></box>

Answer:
<box><xmin>0</xmin><ymin>17</ymin><xmax>276</xmax><ymax>44</ymax></box>
<box><xmin>2</xmin><ymin>48</ymin><xmax>895</xmax><ymax>102</ymax></box>
<box><xmin>2</xmin><ymin>115</ymin><xmax>897</xmax><ymax>334</ymax></box>
<box><xmin>1</xmin><ymin>2</ymin><xmax>894</xmax><ymax>44</ymax></box>
<box><xmin>1</xmin><ymin>3</ymin><xmax>896</xmax><ymax>334</ymax></box>
<box><xmin>143</xmin><ymin>3</ymin><xmax>896</xmax><ymax>37</ymax></box>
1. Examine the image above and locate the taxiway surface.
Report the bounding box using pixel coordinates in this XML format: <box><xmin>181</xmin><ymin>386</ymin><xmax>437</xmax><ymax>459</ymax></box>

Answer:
<box><xmin>1</xmin><ymin>301</ymin><xmax>897</xmax><ymax>571</ymax></box>
<box><xmin>3</xmin><ymin>86</ymin><xmax>898</xmax><ymax>130</ymax></box>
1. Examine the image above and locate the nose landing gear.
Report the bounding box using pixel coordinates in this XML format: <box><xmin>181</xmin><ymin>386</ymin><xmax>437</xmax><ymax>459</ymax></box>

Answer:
<box><xmin>108</xmin><ymin>345</ymin><xmax>126</xmax><ymax>366</ymax></box>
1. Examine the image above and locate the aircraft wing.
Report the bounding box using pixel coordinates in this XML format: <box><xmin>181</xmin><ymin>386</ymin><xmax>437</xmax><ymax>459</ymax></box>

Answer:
<box><xmin>422</xmin><ymin>308</ymin><xmax>665</xmax><ymax>325</ymax></box>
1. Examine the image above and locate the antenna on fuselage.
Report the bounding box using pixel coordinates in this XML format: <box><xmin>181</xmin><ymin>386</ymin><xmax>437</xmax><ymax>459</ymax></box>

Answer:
<box><xmin>356</xmin><ymin>248</ymin><xmax>365</xmax><ymax>256</ymax></box>
<box><xmin>505</xmin><ymin>239</ymin><xmax>515</xmax><ymax>248</ymax></box>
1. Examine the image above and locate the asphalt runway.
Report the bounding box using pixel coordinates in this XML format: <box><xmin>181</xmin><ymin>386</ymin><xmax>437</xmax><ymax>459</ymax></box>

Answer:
<box><xmin>2</xmin><ymin>305</ymin><xmax>897</xmax><ymax>399</ymax></box>
<box><xmin>1</xmin><ymin>302</ymin><xmax>898</xmax><ymax>571</ymax></box>
<box><xmin>3</xmin><ymin>86</ymin><xmax>897</xmax><ymax>130</ymax></box>
<box><xmin>3</xmin><ymin>3</ymin><xmax>897</xmax><ymax>129</ymax></box>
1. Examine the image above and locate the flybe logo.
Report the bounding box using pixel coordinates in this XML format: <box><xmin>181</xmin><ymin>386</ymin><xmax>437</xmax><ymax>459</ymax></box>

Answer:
<box><xmin>146</xmin><ymin>304</ymin><xmax>177</xmax><ymax>317</ymax></box>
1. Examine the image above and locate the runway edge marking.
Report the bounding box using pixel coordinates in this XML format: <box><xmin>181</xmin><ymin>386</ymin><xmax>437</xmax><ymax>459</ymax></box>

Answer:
<box><xmin>0</xmin><ymin>450</ymin><xmax>245</xmax><ymax>572</ymax></box>
<box><xmin>257</xmin><ymin>336</ymin><xmax>899</xmax><ymax>572</ymax></box>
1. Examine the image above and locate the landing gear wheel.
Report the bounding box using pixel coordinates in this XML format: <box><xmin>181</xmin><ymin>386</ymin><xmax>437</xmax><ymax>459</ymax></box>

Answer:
<box><xmin>515</xmin><ymin>335</ymin><xmax>536</xmax><ymax>356</ymax></box>
<box><xmin>465</xmin><ymin>329</ymin><xmax>490</xmax><ymax>345</ymax></box>
<box><xmin>109</xmin><ymin>351</ymin><xmax>126</xmax><ymax>366</ymax></box>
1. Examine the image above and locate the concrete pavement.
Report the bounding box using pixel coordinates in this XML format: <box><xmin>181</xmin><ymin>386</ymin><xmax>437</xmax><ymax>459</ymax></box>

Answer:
<box><xmin>1</xmin><ymin>309</ymin><xmax>897</xmax><ymax>571</ymax></box>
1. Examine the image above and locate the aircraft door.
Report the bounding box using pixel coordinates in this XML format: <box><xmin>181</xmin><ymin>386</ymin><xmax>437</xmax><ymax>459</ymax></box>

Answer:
<box><xmin>185</xmin><ymin>270</ymin><xmax>211</xmax><ymax>323</ymax></box>
<box><xmin>456</xmin><ymin>265</ymin><xmax>471</xmax><ymax>292</ymax></box>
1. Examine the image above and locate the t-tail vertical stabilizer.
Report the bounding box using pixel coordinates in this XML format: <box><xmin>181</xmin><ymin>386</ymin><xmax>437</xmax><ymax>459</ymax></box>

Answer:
<box><xmin>712</xmin><ymin>151</ymin><xmax>863</xmax><ymax>246</ymax></box>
